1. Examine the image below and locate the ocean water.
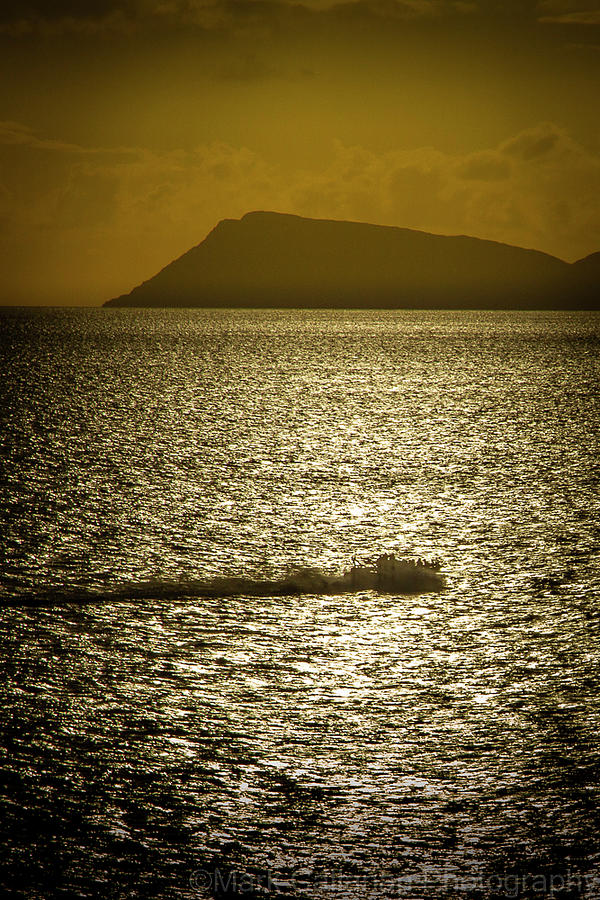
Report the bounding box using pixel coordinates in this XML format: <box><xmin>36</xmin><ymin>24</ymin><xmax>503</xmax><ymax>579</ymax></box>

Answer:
<box><xmin>1</xmin><ymin>306</ymin><xmax>600</xmax><ymax>899</ymax></box>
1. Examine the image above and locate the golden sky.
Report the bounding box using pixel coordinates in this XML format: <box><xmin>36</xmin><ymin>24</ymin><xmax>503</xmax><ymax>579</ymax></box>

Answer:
<box><xmin>1</xmin><ymin>0</ymin><xmax>599</xmax><ymax>304</ymax></box>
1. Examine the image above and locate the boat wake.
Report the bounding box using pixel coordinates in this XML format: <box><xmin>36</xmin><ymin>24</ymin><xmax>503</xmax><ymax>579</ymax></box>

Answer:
<box><xmin>2</xmin><ymin>555</ymin><xmax>445</xmax><ymax>606</ymax></box>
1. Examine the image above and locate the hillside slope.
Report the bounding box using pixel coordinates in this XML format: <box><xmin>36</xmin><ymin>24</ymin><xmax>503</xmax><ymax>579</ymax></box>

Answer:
<box><xmin>105</xmin><ymin>212</ymin><xmax>597</xmax><ymax>308</ymax></box>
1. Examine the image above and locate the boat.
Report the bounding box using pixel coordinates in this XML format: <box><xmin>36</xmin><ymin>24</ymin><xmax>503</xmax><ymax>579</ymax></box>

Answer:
<box><xmin>339</xmin><ymin>552</ymin><xmax>444</xmax><ymax>593</ymax></box>
<box><xmin>282</xmin><ymin>553</ymin><xmax>445</xmax><ymax>595</ymax></box>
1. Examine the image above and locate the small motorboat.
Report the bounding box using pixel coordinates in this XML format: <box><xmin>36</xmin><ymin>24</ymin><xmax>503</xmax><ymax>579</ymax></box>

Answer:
<box><xmin>339</xmin><ymin>552</ymin><xmax>444</xmax><ymax>593</ymax></box>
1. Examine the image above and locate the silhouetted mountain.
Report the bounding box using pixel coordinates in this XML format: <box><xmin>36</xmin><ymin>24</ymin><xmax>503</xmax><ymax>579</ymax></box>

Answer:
<box><xmin>104</xmin><ymin>212</ymin><xmax>599</xmax><ymax>309</ymax></box>
<box><xmin>568</xmin><ymin>252</ymin><xmax>600</xmax><ymax>307</ymax></box>
<box><xmin>572</xmin><ymin>252</ymin><xmax>600</xmax><ymax>280</ymax></box>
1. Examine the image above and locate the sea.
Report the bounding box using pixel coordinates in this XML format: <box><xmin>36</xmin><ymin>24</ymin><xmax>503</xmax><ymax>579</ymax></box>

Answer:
<box><xmin>1</xmin><ymin>306</ymin><xmax>600</xmax><ymax>899</ymax></box>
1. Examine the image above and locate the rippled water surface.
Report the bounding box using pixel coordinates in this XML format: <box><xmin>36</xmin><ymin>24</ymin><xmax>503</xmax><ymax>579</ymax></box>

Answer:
<box><xmin>1</xmin><ymin>308</ymin><xmax>600</xmax><ymax>899</ymax></box>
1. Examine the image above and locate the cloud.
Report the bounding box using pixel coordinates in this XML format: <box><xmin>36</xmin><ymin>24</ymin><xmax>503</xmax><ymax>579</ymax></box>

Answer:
<box><xmin>0</xmin><ymin>121</ymin><xmax>139</xmax><ymax>166</ymax></box>
<box><xmin>141</xmin><ymin>124</ymin><xmax>592</xmax><ymax>260</ymax></box>
<box><xmin>324</xmin><ymin>0</ymin><xmax>542</xmax><ymax>20</ymax></box>
<box><xmin>0</xmin><ymin>120</ymin><xmax>101</xmax><ymax>154</ymax></box>
<box><xmin>0</xmin><ymin>124</ymin><xmax>289</xmax><ymax>301</ymax></box>
<box><xmin>0</xmin><ymin>0</ymin><xmax>543</xmax><ymax>34</ymax></box>
<box><xmin>0</xmin><ymin>1</ymin><xmax>270</xmax><ymax>33</ymax></box>
<box><xmin>0</xmin><ymin>0</ymin><xmax>595</xmax><ymax>35</ymax></box>
<box><xmin>448</xmin><ymin>126</ymin><xmax>600</xmax><ymax>251</ymax></box>
<box><xmin>0</xmin><ymin>3</ymin><xmax>132</xmax><ymax>34</ymax></box>
<box><xmin>0</xmin><ymin>0</ymin><xmax>595</xmax><ymax>41</ymax></box>
<box><xmin>501</xmin><ymin>124</ymin><xmax>562</xmax><ymax>161</ymax></box>
<box><xmin>272</xmin><ymin>124</ymin><xmax>600</xmax><ymax>263</ymax></box>
<box><xmin>456</xmin><ymin>151</ymin><xmax>511</xmax><ymax>181</ymax></box>
<box><xmin>537</xmin><ymin>1</ymin><xmax>600</xmax><ymax>23</ymax></box>
<box><xmin>541</xmin><ymin>11</ymin><xmax>600</xmax><ymax>24</ymax></box>
<box><xmin>0</xmin><ymin>0</ymin><xmax>124</xmax><ymax>18</ymax></box>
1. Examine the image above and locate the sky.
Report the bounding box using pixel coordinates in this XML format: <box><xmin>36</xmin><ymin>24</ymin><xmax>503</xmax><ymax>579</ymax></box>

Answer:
<box><xmin>1</xmin><ymin>0</ymin><xmax>599</xmax><ymax>305</ymax></box>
